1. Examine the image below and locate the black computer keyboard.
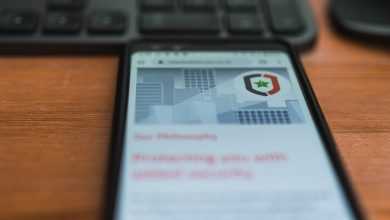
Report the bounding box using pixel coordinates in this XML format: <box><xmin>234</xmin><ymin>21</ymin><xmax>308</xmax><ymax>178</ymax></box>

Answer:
<box><xmin>0</xmin><ymin>0</ymin><xmax>317</xmax><ymax>51</ymax></box>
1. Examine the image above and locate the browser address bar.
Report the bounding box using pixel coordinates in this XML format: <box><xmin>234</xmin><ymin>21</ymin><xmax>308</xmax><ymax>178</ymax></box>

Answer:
<box><xmin>156</xmin><ymin>58</ymin><xmax>254</xmax><ymax>66</ymax></box>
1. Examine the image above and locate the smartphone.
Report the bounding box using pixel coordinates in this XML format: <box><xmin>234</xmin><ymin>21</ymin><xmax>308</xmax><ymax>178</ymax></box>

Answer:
<box><xmin>106</xmin><ymin>40</ymin><xmax>364</xmax><ymax>220</ymax></box>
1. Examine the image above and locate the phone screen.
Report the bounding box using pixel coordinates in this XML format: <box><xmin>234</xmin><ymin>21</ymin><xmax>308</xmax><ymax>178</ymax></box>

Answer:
<box><xmin>114</xmin><ymin>50</ymin><xmax>356</xmax><ymax>220</ymax></box>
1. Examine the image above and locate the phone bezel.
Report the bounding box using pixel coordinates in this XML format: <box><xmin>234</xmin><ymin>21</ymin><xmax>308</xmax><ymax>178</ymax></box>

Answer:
<box><xmin>105</xmin><ymin>39</ymin><xmax>365</xmax><ymax>220</ymax></box>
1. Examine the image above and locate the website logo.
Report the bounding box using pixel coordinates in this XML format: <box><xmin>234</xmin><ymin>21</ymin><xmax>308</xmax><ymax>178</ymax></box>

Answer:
<box><xmin>244</xmin><ymin>73</ymin><xmax>281</xmax><ymax>96</ymax></box>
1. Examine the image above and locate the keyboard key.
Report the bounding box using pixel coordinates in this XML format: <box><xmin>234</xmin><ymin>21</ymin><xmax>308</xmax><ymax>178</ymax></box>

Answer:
<box><xmin>140</xmin><ymin>0</ymin><xmax>175</xmax><ymax>11</ymax></box>
<box><xmin>47</xmin><ymin>0</ymin><xmax>87</xmax><ymax>10</ymax></box>
<box><xmin>228</xmin><ymin>13</ymin><xmax>263</xmax><ymax>34</ymax></box>
<box><xmin>181</xmin><ymin>0</ymin><xmax>217</xmax><ymax>11</ymax></box>
<box><xmin>0</xmin><ymin>10</ymin><xmax>38</xmax><ymax>33</ymax></box>
<box><xmin>140</xmin><ymin>13</ymin><xmax>219</xmax><ymax>33</ymax></box>
<box><xmin>266</xmin><ymin>0</ymin><xmax>304</xmax><ymax>34</ymax></box>
<box><xmin>44</xmin><ymin>12</ymin><xmax>82</xmax><ymax>33</ymax></box>
<box><xmin>88</xmin><ymin>11</ymin><xmax>127</xmax><ymax>33</ymax></box>
<box><xmin>225</xmin><ymin>0</ymin><xmax>257</xmax><ymax>11</ymax></box>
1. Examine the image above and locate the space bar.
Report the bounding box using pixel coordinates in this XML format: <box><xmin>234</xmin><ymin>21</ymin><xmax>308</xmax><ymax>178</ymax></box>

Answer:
<box><xmin>140</xmin><ymin>13</ymin><xmax>220</xmax><ymax>33</ymax></box>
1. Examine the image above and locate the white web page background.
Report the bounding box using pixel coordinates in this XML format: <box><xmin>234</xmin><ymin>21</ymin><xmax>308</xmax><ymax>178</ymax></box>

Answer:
<box><xmin>113</xmin><ymin>51</ymin><xmax>355</xmax><ymax>220</ymax></box>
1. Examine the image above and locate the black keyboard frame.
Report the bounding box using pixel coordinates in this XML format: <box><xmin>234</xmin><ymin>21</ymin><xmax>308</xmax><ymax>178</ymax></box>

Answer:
<box><xmin>0</xmin><ymin>0</ymin><xmax>317</xmax><ymax>51</ymax></box>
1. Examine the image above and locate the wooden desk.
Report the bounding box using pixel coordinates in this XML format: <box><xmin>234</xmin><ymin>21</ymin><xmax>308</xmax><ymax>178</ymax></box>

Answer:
<box><xmin>0</xmin><ymin>0</ymin><xmax>389</xmax><ymax>219</ymax></box>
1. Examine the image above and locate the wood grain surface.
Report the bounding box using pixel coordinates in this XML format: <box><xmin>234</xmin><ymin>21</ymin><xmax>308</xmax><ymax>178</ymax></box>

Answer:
<box><xmin>0</xmin><ymin>0</ymin><xmax>389</xmax><ymax>219</ymax></box>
